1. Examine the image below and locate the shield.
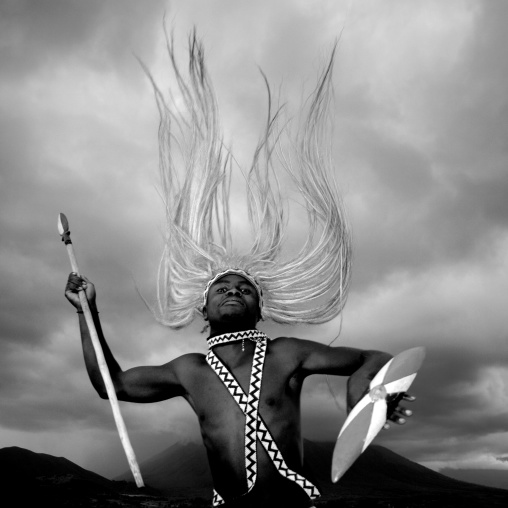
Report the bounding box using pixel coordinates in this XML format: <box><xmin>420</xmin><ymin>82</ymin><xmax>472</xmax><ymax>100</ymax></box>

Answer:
<box><xmin>331</xmin><ymin>347</ymin><xmax>426</xmax><ymax>483</ymax></box>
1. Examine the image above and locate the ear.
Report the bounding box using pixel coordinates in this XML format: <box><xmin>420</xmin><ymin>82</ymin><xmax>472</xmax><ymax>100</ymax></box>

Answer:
<box><xmin>202</xmin><ymin>306</ymin><xmax>208</xmax><ymax>321</ymax></box>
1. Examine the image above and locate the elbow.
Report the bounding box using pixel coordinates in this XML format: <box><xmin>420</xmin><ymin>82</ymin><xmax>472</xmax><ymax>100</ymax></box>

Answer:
<box><xmin>360</xmin><ymin>350</ymin><xmax>393</xmax><ymax>380</ymax></box>
<box><xmin>94</xmin><ymin>382</ymin><xmax>125</xmax><ymax>401</ymax></box>
<box><xmin>364</xmin><ymin>350</ymin><xmax>392</xmax><ymax>364</ymax></box>
<box><xmin>96</xmin><ymin>386</ymin><xmax>109</xmax><ymax>399</ymax></box>
<box><xmin>90</xmin><ymin>368</ymin><xmax>126</xmax><ymax>400</ymax></box>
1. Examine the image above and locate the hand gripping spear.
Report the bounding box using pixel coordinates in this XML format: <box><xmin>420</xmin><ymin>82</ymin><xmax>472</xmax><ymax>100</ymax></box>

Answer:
<box><xmin>58</xmin><ymin>213</ymin><xmax>144</xmax><ymax>488</ymax></box>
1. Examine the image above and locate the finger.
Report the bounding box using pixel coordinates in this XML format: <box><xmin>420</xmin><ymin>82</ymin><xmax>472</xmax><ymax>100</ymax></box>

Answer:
<box><xmin>67</xmin><ymin>272</ymin><xmax>83</xmax><ymax>283</ymax></box>
<box><xmin>401</xmin><ymin>393</ymin><xmax>416</xmax><ymax>402</ymax></box>
<box><xmin>383</xmin><ymin>422</ymin><xmax>390</xmax><ymax>430</ymax></box>
<box><xmin>388</xmin><ymin>406</ymin><xmax>411</xmax><ymax>424</ymax></box>
<box><xmin>68</xmin><ymin>273</ymin><xmax>90</xmax><ymax>289</ymax></box>
<box><xmin>66</xmin><ymin>273</ymin><xmax>83</xmax><ymax>292</ymax></box>
<box><xmin>391</xmin><ymin>405</ymin><xmax>413</xmax><ymax>417</ymax></box>
<box><xmin>389</xmin><ymin>415</ymin><xmax>407</xmax><ymax>425</ymax></box>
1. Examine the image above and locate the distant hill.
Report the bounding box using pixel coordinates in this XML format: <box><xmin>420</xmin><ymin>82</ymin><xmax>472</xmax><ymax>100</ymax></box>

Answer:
<box><xmin>0</xmin><ymin>446</ymin><xmax>169</xmax><ymax>508</ymax></box>
<box><xmin>117</xmin><ymin>440</ymin><xmax>508</xmax><ymax>507</ymax></box>
<box><xmin>312</xmin><ymin>441</ymin><xmax>508</xmax><ymax>507</ymax></box>
<box><xmin>2</xmin><ymin>443</ymin><xmax>507</xmax><ymax>507</ymax></box>
<box><xmin>440</xmin><ymin>467</ymin><xmax>508</xmax><ymax>491</ymax></box>
<box><xmin>115</xmin><ymin>440</ymin><xmax>213</xmax><ymax>499</ymax></box>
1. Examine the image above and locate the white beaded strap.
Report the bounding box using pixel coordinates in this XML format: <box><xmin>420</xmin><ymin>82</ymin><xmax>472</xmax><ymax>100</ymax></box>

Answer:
<box><xmin>206</xmin><ymin>329</ymin><xmax>267</xmax><ymax>349</ymax></box>
<box><xmin>208</xmin><ymin>334</ymin><xmax>266</xmax><ymax>497</ymax></box>
<box><xmin>207</xmin><ymin>348</ymin><xmax>320</xmax><ymax>502</ymax></box>
<box><xmin>212</xmin><ymin>490</ymin><xmax>225</xmax><ymax>506</ymax></box>
<box><xmin>244</xmin><ymin>336</ymin><xmax>266</xmax><ymax>489</ymax></box>
<box><xmin>206</xmin><ymin>335</ymin><xmax>320</xmax><ymax>506</ymax></box>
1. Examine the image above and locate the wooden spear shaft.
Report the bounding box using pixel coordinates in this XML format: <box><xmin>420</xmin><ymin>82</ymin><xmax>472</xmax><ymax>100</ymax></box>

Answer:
<box><xmin>58</xmin><ymin>213</ymin><xmax>144</xmax><ymax>488</ymax></box>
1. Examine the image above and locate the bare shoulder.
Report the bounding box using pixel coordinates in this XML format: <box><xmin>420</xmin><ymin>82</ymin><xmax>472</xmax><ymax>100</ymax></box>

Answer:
<box><xmin>269</xmin><ymin>335</ymin><xmax>300</xmax><ymax>350</ymax></box>
<box><xmin>160</xmin><ymin>352</ymin><xmax>206</xmax><ymax>379</ymax></box>
<box><xmin>170</xmin><ymin>352</ymin><xmax>207</xmax><ymax>370</ymax></box>
<box><xmin>270</xmin><ymin>335</ymin><xmax>325</xmax><ymax>352</ymax></box>
<box><xmin>271</xmin><ymin>335</ymin><xmax>358</xmax><ymax>355</ymax></box>
<box><xmin>268</xmin><ymin>335</ymin><xmax>318</xmax><ymax>361</ymax></box>
<box><xmin>173</xmin><ymin>351</ymin><xmax>207</xmax><ymax>364</ymax></box>
<box><xmin>158</xmin><ymin>352</ymin><xmax>210</xmax><ymax>390</ymax></box>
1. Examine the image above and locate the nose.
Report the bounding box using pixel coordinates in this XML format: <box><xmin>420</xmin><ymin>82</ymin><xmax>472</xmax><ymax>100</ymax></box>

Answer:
<box><xmin>227</xmin><ymin>288</ymin><xmax>241</xmax><ymax>296</ymax></box>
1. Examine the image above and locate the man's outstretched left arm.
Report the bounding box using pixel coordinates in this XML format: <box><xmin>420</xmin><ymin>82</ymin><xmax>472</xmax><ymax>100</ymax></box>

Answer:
<box><xmin>296</xmin><ymin>339</ymin><xmax>414</xmax><ymax>425</ymax></box>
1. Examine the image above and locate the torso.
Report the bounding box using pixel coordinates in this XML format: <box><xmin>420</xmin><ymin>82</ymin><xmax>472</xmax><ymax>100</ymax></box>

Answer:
<box><xmin>173</xmin><ymin>336</ymin><xmax>316</xmax><ymax>507</ymax></box>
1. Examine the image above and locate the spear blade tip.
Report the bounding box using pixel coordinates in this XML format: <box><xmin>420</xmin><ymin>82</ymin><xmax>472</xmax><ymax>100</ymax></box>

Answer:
<box><xmin>58</xmin><ymin>213</ymin><xmax>69</xmax><ymax>235</ymax></box>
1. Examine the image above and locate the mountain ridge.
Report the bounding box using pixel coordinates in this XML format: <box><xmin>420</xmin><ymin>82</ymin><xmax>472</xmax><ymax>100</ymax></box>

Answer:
<box><xmin>1</xmin><ymin>442</ymin><xmax>507</xmax><ymax>507</ymax></box>
<box><xmin>115</xmin><ymin>439</ymin><xmax>508</xmax><ymax>506</ymax></box>
<box><xmin>440</xmin><ymin>467</ymin><xmax>508</xmax><ymax>490</ymax></box>
<box><xmin>0</xmin><ymin>446</ymin><xmax>167</xmax><ymax>507</ymax></box>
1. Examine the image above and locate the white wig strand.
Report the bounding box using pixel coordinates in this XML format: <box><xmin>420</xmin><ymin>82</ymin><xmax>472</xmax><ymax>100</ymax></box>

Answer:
<box><xmin>149</xmin><ymin>31</ymin><xmax>351</xmax><ymax>329</ymax></box>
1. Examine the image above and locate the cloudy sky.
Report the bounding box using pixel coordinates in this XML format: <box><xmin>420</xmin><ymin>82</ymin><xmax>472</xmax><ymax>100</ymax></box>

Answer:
<box><xmin>1</xmin><ymin>0</ymin><xmax>508</xmax><ymax>483</ymax></box>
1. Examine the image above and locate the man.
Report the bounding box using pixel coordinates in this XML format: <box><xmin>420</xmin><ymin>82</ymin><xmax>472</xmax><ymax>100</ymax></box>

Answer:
<box><xmin>64</xmin><ymin>32</ymin><xmax>417</xmax><ymax>507</ymax></box>
<box><xmin>65</xmin><ymin>270</ymin><xmax>413</xmax><ymax>507</ymax></box>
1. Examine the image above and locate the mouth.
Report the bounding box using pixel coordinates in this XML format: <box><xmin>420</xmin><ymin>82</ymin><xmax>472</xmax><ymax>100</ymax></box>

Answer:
<box><xmin>221</xmin><ymin>298</ymin><xmax>245</xmax><ymax>307</ymax></box>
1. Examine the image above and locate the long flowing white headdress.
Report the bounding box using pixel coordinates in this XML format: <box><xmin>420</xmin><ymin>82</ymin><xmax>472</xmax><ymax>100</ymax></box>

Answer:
<box><xmin>147</xmin><ymin>30</ymin><xmax>352</xmax><ymax>329</ymax></box>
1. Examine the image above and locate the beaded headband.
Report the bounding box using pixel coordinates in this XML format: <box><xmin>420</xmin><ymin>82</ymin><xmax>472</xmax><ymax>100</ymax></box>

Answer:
<box><xmin>202</xmin><ymin>269</ymin><xmax>264</xmax><ymax>317</ymax></box>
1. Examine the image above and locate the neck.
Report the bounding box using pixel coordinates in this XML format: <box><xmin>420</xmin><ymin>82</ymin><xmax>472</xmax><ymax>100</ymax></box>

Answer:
<box><xmin>208</xmin><ymin>322</ymin><xmax>258</xmax><ymax>339</ymax></box>
<box><xmin>206</xmin><ymin>329</ymin><xmax>266</xmax><ymax>350</ymax></box>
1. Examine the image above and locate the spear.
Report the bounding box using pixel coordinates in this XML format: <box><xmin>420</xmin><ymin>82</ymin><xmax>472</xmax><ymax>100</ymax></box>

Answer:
<box><xmin>58</xmin><ymin>213</ymin><xmax>144</xmax><ymax>488</ymax></box>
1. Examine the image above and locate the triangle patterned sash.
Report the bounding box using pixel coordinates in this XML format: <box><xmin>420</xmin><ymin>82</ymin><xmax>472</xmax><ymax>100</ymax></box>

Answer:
<box><xmin>206</xmin><ymin>330</ymin><xmax>320</xmax><ymax>506</ymax></box>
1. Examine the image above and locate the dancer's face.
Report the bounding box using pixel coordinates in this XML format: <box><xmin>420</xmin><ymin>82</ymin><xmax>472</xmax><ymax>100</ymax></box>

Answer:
<box><xmin>203</xmin><ymin>274</ymin><xmax>260</xmax><ymax>328</ymax></box>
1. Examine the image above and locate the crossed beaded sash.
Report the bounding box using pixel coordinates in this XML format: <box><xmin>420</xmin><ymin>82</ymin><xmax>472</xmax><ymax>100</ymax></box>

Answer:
<box><xmin>206</xmin><ymin>330</ymin><xmax>320</xmax><ymax>506</ymax></box>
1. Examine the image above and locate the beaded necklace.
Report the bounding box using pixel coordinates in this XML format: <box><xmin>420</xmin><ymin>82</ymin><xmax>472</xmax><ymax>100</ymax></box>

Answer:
<box><xmin>206</xmin><ymin>330</ymin><xmax>320</xmax><ymax>506</ymax></box>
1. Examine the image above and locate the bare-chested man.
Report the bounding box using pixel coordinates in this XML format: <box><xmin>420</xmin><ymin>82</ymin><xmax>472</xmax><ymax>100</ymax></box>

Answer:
<box><xmin>65</xmin><ymin>270</ymin><xmax>413</xmax><ymax>508</ymax></box>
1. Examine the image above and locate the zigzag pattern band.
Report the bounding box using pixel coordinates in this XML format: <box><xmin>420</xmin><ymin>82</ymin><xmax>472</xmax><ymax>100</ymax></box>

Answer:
<box><xmin>207</xmin><ymin>349</ymin><xmax>320</xmax><ymax>502</ymax></box>
<box><xmin>206</xmin><ymin>332</ymin><xmax>320</xmax><ymax>506</ymax></box>
<box><xmin>206</xmin><ymin>329</ymin><xmax>267</xmax><ymax>349</ymax></box>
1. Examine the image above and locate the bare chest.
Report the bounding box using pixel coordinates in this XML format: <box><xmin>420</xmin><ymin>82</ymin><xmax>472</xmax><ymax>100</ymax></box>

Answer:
<box><xmin>185</xmin><ymin>349</ymin><xmax>301</xmax><ymax>433</ymax></box>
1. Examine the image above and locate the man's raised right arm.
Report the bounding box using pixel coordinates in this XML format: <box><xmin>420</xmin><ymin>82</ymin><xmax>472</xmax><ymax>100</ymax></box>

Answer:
<box><xmin>65</xmin><ymin>273</ymin><xmax>185</xmax><ymax>403</ymax></box>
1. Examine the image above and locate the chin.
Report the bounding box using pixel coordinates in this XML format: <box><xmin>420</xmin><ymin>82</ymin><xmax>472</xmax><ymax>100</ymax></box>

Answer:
<box><xmin>221</xmin><ymin>313</ymin><xmax>248</xmax><ymax>324</ymax></box>
<box><xmin>220</xmin><ymin>307</ymin><xmax>247</xmax><ymax>318</ymax></box>
<box><xmin>215</xmin><ymin>314</ymin><xmax>257</xmax><ymax>330</ymax></box>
